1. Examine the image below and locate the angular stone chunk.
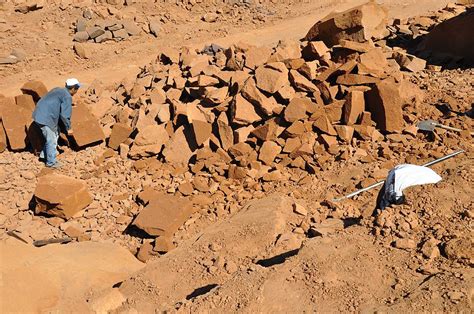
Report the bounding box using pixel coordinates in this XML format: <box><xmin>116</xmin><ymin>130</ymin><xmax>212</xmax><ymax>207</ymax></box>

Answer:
<box><xmin>21</xmin><ymin>80</ymin><xmax>48</xmax><ymax>102</ymax></box>
<box><xmin>255</xmin><ymin>63</ymin><xmax>288</xmax><ymax>94</ymax></box>
<box><xmin>233</xmin><ymin>94</ymin><xmax>261</xmax><ymax>126</ymax></box>
<box><xmin>305</xmin><ymin>2</ymin><xmax>389</xmax><ymax>46</ymax></box>
<box><xmin>258</xmin><ymin>141</ymin><xmax>282</xmax><ymax>166</ymax></box>
<box><xmin>284</xmin><ymin>97</ymin><xmax>310</xmax><ymax>122</ymax></box>
<box><xmin>0</xmin><ymin>103</ymin><xmax>30</xmax><ymax>151</ymax></box>
<box><xmin>71</xmin><ymin>104</ymin><xmax>105</xmax><ymax>147</ymax></box>
<box><xmin>365</xmin><ymin>78</ymin><xmax>404</xmax><ymax>132</ymax></box>
<box><xmin>334</xmin><ymin>125</ymin><xmax>354</xmax><ymax>142</ymax></box>
<box><xmin>15</xmin><ymin>94</ymin><xmax>36</xmax><ymax>112</ymax></box>
<box><xmin>34</xmin><ymin>174</ymin><xmax>92</xmax><ymax>219</ymax></box>
<box><xmin>342</xmin><ymin>90</ymin><xmax>365</xmax><ymax>125</ymax></box>
<box><xmin>313</xmin><ymin>115</ymin><xmax>337</xmax><ymax>136</ymax></box>
<box><xmin>0</xmin><ymin>121</ymin><xmax>7</xmax><ymax>152</ymax></box>
<box><xmin>133</xmin><ymin>194</ymin><xmax>196</xmax><ymax>237</ymax></box>
<box><xmin>162</xmin><ymin>125</ymin><xmax>196</xmax><ymax>165</ymax></box>
<box><xmin>108</xmin><ymin>123</ymin><xmax>132</xmax><ymax>150</ymax></box>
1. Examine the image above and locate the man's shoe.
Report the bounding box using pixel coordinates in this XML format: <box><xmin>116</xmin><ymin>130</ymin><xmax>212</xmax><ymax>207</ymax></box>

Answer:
<box><xmin>47</xmin><ymin>162</ymin><xmax>62</xmax><ymax>169</ymax></box>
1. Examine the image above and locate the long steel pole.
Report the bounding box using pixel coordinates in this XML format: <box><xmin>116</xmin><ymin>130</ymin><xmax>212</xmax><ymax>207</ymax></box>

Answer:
<box><xmin>332</xmin><ymin>149</ymin><xmax>465</xmax><ymax>202</ymax></box>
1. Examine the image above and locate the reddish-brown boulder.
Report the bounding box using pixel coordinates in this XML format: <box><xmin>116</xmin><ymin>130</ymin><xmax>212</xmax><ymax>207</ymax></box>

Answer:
<box><xmin>133</xmin><ymin>193</ymin><xmax>196</xmax><ymax>237</ymax></box>
<box><xmin>334</xmin><ymin>125</ymin><xmax>354</xmax><ymax>142</ymax></box>
<box><xmin>20</xmin><ymin>80</ymin><xmax>48</xmax><ymax>102</ymax></box>
<box><xmin>162</xmin><ymin>125</ymin><xmax>197</xmax><ymax>165</ymax></box>
<box><xmin>0</xmin><ymin>121</ymin><xmax>7</xmax><ymax>152</ymax></box>
<box><xmin>108</xmin><ymin>123</ymin><xmax>133</xmax><ymax>150</ymax></box>
<box><xmin>71</xmin><ymin>103</ymin><xmax>105</xmax><ymax>147</ymax></box>
<box><xmin>217</xmin><ymin>113</ymin><xmax>234</xmax><ymax>150</ymax></box>
<box><xmin>15</xmin><ymin>94</ymin><xmax>35</xmax><ymax>112</ymax></box>
<box><xmin>232</xmin><ymin>94</ymin><xmax>261</xmax><ymax>126</ymax></box>
<box><xmin>365</xmin><ymin>78</ymin><xmax>404</xmax><ymax>132</ymax></box>
<box><xmin>255</xmin><ymin>63</ymin><xmax>288</xmax><ymax>94</ymax></box>
<box><xmin>0</xmin><ymin>103</ymin><xmax>30</xmax><ymax>151</ymax></box>
<box><xmin>284</xmin><ymin>97</ymin><xmax>310</xmax><ymax>122</ymax></box>
<box><xmin>258</xmin><ymin>141</ymin><xmax>282</xmax><ymax>165</ymax></box>
<box><xmin>241</xmin><ymin>79</ymin><xmax>280</xmax><ymax>116</ymax></box>
<box><xmin>289</xmin><ymin>70</ymin><xmax>318</xmax><ymax>92</ymax></box>
<box><xmin>304</xmin><ymin>2</ymin><xmax>389</xmax><ymax>46</ymax></box>
<box><xmin>34</xmin><ymin>174</ymin><xmax>92</xmax><ymax>219</ymax></box>
<box><xmin>313</xmin><ymin>115</ymin><xmax>337</xmax><ymax>136</ymax></box>
<box><xmin>244</xmin><ymin>46</ymin><xmax>272</xmax><ymax>69</ymax></box>
<box><xmin>342</xmin><ymin>90</ymin><xmax>365</xmax><ymax>125</ymax></box>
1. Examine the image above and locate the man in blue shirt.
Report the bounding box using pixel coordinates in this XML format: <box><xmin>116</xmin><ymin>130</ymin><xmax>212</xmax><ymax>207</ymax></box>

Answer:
<box><xmin>33</xmin><ymin>78</ymin><xmax>82</xmax><ymax>168</ymax></box>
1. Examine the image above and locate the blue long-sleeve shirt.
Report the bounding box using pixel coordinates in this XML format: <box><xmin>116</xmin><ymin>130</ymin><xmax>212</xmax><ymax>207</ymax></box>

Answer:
<box><xmin>32</xmin><ymin>87</ymin><xmax>72</xmax><ymax>132</ymax></box>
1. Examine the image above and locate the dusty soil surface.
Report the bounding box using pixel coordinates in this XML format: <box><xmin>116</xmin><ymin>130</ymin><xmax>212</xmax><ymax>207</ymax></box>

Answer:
<box><xmin>0</xmin><ymin>0</ymin><xmax>473</xmax><ymax>313</ymax></box>
<box><xmin>0</xmin><ymin>0</ymin><xmax>453</xmax><ymax>95</ymax></box>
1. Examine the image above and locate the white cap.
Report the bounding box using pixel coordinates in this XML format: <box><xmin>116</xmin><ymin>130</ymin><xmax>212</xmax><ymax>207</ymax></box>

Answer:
<box><xmin>65</xmin><ymin>78</ymin><xmax>82</xmax><ymax>88</ymax></box>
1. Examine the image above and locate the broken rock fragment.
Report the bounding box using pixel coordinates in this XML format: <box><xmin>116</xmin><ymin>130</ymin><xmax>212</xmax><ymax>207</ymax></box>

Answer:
<box><xmin>232</xmin><ymin>94</ymin><xmax>261</xmax><ymax>126</ymax></box>
<box><xmin>21</xmin><ymin>80</ymin><xmax>48</xmax><ymax>102</ymax></box>
<box><xmin>162</xmin><ymin>125</ymin><xmax>196</xmax><ymax>165</ymax></box>
<box><xmin>71</xmin><ymin>103</ymin><xmax>105</xmax><ymax>147</ymax></box>
<box><xmin>0</xmin><ymin>122</ymin><xmax>7</xmax><ymax>152</ymax></box>
<box><xmin>342</xmin><ymin>90</ymin><xmax>365</xmax><ymax>125</ymax></box>
<box><xmin>34</xmin><ymin>174</ymin><xmax>92</xmax><ymax>219</ymax></box>
<box><xmin>258</xmin><ymin>141</ymin><xmax>282</xmax><ymax>165</ymax></box>
<box><xmin>0</xmin><ymin>103</ymin><xmax>30</xmax><ymax>151</ymax></box>
<box><xmin>305</xmin><ymin>2</ymin><xmax>389</xmax><ymax>46</ymax></box>
<box><xmin>133</xmin><ymin>194</ymin><xmax>196</xmax><ymax>237</ymax></box>
<box><xmin>108</xmin><ymin>123</ymin><xmax>133</xmax><ymax>150</ymax></box>
<box><xmin>365</xmin><ymin>78</ymin><xmax>404</xmax><ymax>132</ymax></box>
<box><xmin>255</xmin><ymin>63</ymin><xmax>288</xmax><ymax>94</ymax></box>
<box><xmin>284</xmin><ymin>97</ymin><xmax>310</xmax><ymax>122</ymax></box>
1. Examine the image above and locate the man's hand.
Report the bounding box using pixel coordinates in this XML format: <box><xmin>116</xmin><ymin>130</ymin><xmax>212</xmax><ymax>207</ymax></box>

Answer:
<box><xmin>67</xmin><ymin>129</ymin><xmax>74</xmax><ymax>136</ymax></box>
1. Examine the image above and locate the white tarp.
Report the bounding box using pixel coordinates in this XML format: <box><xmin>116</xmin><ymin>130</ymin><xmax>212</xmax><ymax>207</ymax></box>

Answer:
<box><xmin>379</xmin><ymin>164</ymin><xmax>442</xmax><ymax>209</ymax></box>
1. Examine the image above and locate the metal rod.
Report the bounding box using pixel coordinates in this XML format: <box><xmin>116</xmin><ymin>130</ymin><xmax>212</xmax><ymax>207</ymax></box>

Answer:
<box><xmin>332</xmin><ymin>149</ymin><xmax>465</xmax><ymax>202</ymax></box>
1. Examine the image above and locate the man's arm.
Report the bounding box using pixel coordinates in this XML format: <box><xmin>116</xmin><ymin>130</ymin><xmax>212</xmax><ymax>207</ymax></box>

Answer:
<box><xmin>59</xmin><ymin>94</ymin><xmax>72</xmax><ymax>131</ymax></box>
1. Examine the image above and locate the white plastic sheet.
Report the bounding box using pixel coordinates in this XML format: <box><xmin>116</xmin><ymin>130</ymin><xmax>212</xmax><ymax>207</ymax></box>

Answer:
<box><xmin>379</xmin><ymin>164</ymin><xmax>442</xmax><ymax>209</ymax></box>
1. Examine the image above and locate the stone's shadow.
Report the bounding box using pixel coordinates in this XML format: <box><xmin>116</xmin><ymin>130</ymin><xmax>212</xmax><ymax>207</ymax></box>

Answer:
<box><xmin>123</xmin><ymin>224</ymin><xmax>154</xmax><ymax>239</ymax></box>
<box><xmin>256</xmin><ymin>249</ymin><xmax>299</xmax><ymax>268</ymax></box>
<box><xmin>185</xmin><ymin>284</ymin><xmax>219</xmax><ymax>301</ymax></box>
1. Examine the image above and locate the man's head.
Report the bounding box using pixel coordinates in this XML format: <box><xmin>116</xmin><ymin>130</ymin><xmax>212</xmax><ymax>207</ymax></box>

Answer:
<box><xmin>65</xmin><ymin>78</ymin><xmax>82</xmax><ymax>96</ymax></box>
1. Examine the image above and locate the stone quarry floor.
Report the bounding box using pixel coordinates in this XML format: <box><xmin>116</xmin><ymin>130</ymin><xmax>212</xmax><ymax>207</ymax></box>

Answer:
<box><xmin>0</xmin><ymin>0</ymin><xmax>473</xmax><ymax>312</ymax></box>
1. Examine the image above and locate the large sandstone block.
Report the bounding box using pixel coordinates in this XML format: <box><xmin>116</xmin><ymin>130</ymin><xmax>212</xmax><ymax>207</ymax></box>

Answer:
<box><xmin>255</xmin><ymin>63</ymin><xmax>288</xmax><ymax>94</ymax></box>
<box><xmin>232</xmin><ymin>94</ymin><xmax>261</xmax><ymax>126</ymax></box>
<box><xmin>419</xmin><ymin>10</ymin><xmax>474</xmax><ymax>63</ymax></box>
<box><xmin>133</xmin><ymin>194</ymin><xmax>196</xmax><ymax>237</ymax></box>
<box><xmin>71</xmin><ymin>103</ymin><xmax>105</xmax><ymax>147</ymax></box>
<box><xmin>258</xmin><ymin>141</ymin><xmax>281</xmax><ymax>166</ymax></box>
<box><xmin>241</xmin><ymin>79</ymin><xmax>280</xmax><ymax>116</ymax></box>
<box><xmin>304</xmin><ymin>2</ymin><xmax>389</xmax><ymax>47</ymax></box>
<box><xmin>0</xmin><ymin>121</ymin><xmax>7</xmax><ymax>152</ymax></box>
<box><xmin>15</xmin><ymin>94</ymin><xmax>36</xmax><ymax>112</ymax></box>
<box><xmin>365</xmin><ymin>78</ymin><xmax>403</xmax><ymax>132</ymax></box>
<box><xmin>129</xmin><ymin>124</ymin><xmax>170</xmax><ymax>158</ymax></box>
<box><xmin>343</xmin><ymin>90</ymin><xmax>365</xmax><ymax>125</ymax></box>
<box><xmin>284</xmin><ymin>97</ymin><xmax>311</xmax><ymax>122</ymax></box>
<box><xmin>20</xmin><ymin>80</ymin><xmax>48</xmax><ymax>102</ymax></box>
<box><xmin>216</xmin><ymin>113</ymin><xmax>233</xmax><ymax>150</ymax></box>
<box><xmin>108</xmin><ymin>123</ymin><xmax>132</xmax><ymax>150</ymax></box>
<box><xmin>34</xmin><ymin>174</ymin><xmax>92</xmax><ymax>219</ymax></box>
<box><xmin>162</xmin><ymin>125</ymin><xmax>197</xmax><ymax>165</ymax></box>
<box><xmin>0</xmin><ymin>102</ymin><xmax>30</xmax><ymax>151</ymax></box>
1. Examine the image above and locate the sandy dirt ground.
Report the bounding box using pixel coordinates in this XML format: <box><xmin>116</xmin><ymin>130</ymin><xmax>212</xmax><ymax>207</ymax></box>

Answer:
<box><xmin>0</xmin><ymin>0</ymin><xmax>453</xmax><ymax>95</ymax></box>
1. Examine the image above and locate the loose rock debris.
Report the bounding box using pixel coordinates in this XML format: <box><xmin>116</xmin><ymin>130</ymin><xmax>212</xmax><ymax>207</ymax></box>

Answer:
<box><xmin>0</xmin><ymin>2</ymin><xmax>473</xmax><ymax>312</ymax></box>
